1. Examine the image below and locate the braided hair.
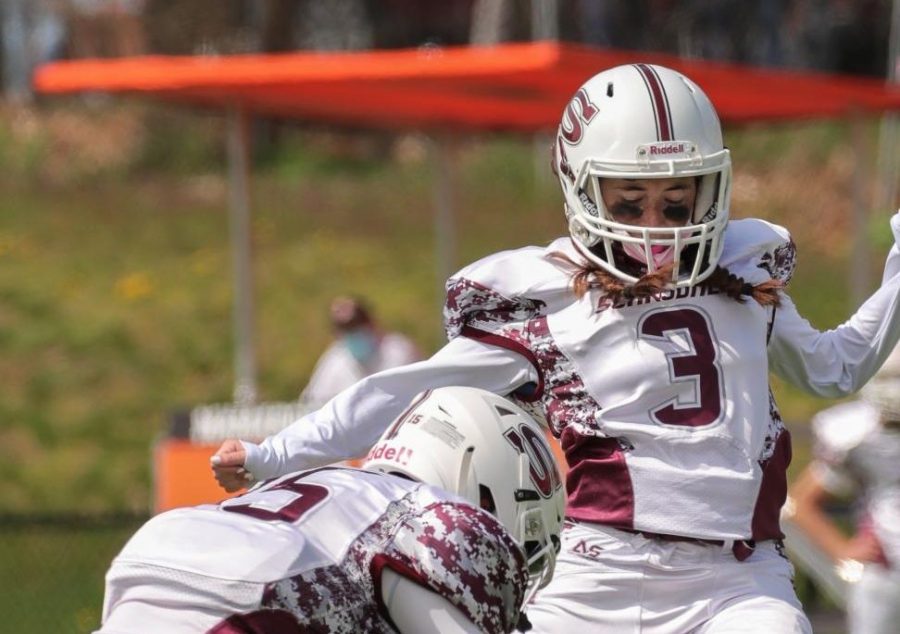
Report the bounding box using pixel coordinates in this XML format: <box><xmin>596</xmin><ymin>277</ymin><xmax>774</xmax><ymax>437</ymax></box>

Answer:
<box><xmin>553</xmin><ymin>248</ymin><xmax>782</xmax><ymax>307</ymax></box>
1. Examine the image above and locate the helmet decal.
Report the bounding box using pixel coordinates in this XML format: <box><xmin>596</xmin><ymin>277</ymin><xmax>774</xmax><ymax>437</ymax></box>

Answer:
<box><xmin>383</xmin><ymin>389</ymin><xmax>432</xmax><ymax>439</ymax></box>
<box><xmin>560</xmin><ymin>88</ymin><xmax>599</xmax><ymax>145</ymax></box>
<box><xmin>503</xmin><ymin>424</ymin><xmax>561</xmax><ymax>498</ymax></box>
<box><xmin>633</xmin><ymin>63</ymin><xmax>674</xmax><ymax>141</ymax></box>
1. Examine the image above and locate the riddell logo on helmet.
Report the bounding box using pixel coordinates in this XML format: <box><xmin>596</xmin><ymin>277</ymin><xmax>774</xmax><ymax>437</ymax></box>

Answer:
<box><xmin>366</xmin><ymin>442</ymin><xmax>413</xmax><ymax>466</ymax></box>
<box><xmin>648</xmin><ymin>143</ymin><xmax>687</xmax><ymax>155</ymax></box>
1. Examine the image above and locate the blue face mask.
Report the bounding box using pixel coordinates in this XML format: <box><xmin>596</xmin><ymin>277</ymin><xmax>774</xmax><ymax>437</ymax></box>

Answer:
<box><xmin>343</xmin><ymin>331</ymin><xmax>377</xmax><ymax>365</ymax></box>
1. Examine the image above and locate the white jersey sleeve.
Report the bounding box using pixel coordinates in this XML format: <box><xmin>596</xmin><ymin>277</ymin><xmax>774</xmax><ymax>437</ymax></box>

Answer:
<box><xmin>768</xmin><ymin>212</ymin><xmax>900</xmax><ymax>397</ymax></box>
<box><xmin>244</xmin><ymin>336</ymin><xmax>536</xmax><ymax>479</ymax></box>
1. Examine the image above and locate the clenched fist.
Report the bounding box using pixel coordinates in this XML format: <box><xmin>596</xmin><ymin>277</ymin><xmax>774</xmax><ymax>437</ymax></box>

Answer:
<box><xmin>210</xmin><ymin>439</ymin><xmax>253</xmax><ymax>492</ymax></box>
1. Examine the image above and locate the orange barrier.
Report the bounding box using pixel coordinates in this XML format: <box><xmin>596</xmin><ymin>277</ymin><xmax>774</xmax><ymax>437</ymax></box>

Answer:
<box><xmin>153</xmin><ymin>438</ymin><xmax>239</xmax><ymax>512</ymax></box>
<box><xmin>153</xmin><ymin>438</ymin><xmax>368</xmax><ymax>513</ymax></box>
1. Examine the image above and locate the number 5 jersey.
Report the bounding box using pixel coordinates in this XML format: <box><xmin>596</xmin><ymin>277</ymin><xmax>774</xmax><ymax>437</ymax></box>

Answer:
<box><xmin>101</xmin><ymin>467</ymin><xmax>527</xmax><ymax>634</ymax></box>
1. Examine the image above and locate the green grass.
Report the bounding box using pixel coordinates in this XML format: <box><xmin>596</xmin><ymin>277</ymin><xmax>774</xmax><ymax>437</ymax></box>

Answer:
<box><xmin>0</xmin><ymin>516</ymin><xmax>146</xmax><ymax>634</ymax></box>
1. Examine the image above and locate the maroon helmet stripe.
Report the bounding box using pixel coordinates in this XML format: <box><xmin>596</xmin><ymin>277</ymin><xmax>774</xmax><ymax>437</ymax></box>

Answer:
<box><xmin>383</xmin><ymin>389</ymin><xmax>432</xmax><ymax>439</ymax></box>
<box><xmin>634</xmin><ymin>64</ymin><xmax>673</xmax><ymax>141</ymax></box>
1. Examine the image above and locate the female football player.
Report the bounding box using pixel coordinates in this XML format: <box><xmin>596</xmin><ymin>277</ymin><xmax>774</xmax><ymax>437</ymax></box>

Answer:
<box><xmin>212</xmin><ymin>63</ymin><xmax>900</xmax><ymax>633</ymax></box>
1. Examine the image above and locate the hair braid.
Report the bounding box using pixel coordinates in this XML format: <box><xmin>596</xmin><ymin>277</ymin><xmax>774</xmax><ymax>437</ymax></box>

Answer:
<box><xmin>551</xmin><ymin>253</ymin><xmax>782</xmax><ymax>307</ymax></box>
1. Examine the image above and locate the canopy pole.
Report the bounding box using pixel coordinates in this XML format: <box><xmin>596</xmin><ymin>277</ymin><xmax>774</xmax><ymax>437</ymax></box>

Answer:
<box><xmin>227</xmin><ymin>105</ymin><xmax>257</xmax><ymax>405</ymax></box>
<box><xmin>876</xmin><ymin>0</ymin><xmax>900</xmax><ymax>215</ymax></box>
<box><xmin>850</xmin><ymin>111</ymin><xmax>871</xmax><ymax>308</ymax></box>
<box><xmin>429</xmin><ymin>136</ymin><xmax>458</xmax><ymax>321</ymax></box>
<box><xmin>531</xmin><ymin>0</ymin><xmax>558</xmax><ymax>185</ymax></box>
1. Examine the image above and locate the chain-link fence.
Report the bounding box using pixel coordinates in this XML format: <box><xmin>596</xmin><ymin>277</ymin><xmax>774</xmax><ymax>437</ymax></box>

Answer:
<box><xmin>0</xmin><ymin>513</ymin><xmax>148</xmax><ymax>634</ymax></box>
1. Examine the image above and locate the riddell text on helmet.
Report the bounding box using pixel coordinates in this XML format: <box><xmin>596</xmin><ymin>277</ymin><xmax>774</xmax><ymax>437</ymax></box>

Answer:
<box><xmin>648</xmin><ymin>142</ymin><xmax>687</xmax><ymax>155</ymax></box>
<box><xmin>366</xmin><ymin>442</ymin><xmax>414</xmax><ymax>466</ymax></box>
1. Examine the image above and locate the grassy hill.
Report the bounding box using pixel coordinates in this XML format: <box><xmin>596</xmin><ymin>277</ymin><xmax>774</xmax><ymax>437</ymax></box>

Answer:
<box><xmin>0</xmin><ymin>101</ymin><xmax>893</xmax><ymax>512</ymax></box>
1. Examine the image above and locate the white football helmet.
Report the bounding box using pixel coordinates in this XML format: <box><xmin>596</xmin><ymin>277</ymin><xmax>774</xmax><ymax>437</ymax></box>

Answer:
<box><xmin>363</xmin><ymin>386</ymin><xmax>565</xmax><ymax>602</ymax></box>
<box><xmin>553</xmin><ymin>63</ymin><xmax>732</xmax><ymax>286</ymax></box>
<box><xmin>861</xmin><ymin>344</ymin><xmax>900</xmax><ymax>420</ymax></box>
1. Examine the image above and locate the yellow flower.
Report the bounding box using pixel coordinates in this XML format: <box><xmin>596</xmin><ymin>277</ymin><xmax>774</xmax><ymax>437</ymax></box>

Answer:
<box><xmin>115</xmin><ymin>272</ymin><xmax>154</xmax><ymax>301</ymax></box>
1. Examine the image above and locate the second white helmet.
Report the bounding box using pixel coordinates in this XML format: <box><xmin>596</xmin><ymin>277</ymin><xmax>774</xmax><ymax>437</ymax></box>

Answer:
<box><xmin>553</xmin><ymin>63</ymin><xmax>732</xmax><ymax>287</ymax></box>
<box><xmin>363</xmin><ymin>386</ymin><xmax>565</xmax><ymax>601</ymax></box>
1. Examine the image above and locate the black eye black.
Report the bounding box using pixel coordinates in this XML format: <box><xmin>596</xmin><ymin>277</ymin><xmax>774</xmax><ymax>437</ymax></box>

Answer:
<box><xmin>663</xmin><ymin>205</ymin><xmax>691</xmax><ymax>222</ymax></box>
<box><xmin>609</xmin><ymin>201</ymin><xmax>643</xmax><ymax>220</ymax></box>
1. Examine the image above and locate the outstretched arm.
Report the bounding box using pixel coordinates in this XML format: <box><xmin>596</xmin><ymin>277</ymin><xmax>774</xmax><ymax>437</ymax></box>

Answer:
<box><xmin>211</xmin><ymin>336</ymin><xmax>537</xmax><ymax>488</ymax></box>
<box><xmin>768</xmin><ymin>212</ymin><xmax>900</xmax><ymax>396</ymax></box>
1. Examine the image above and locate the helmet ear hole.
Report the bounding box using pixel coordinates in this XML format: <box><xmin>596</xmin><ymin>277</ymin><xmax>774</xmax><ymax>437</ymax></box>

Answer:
<box><xmin>514</xmin><ymin>489</ymin><xmax>541</xmax><ymax>502</ymax></box>
<box><xmin>479</xmin><ymin>484</ymin><xmax>497</xmax><ymax>515</ymax></box>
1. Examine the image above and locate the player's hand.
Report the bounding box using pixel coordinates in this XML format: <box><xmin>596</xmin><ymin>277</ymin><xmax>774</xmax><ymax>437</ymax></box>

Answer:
<box><xmin>210</xmin><ymin>439</ymin><xmax>253</xmax><ymax>493</ymax></box>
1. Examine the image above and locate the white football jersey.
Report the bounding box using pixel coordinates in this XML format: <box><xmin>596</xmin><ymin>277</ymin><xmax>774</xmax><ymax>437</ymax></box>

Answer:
<box><xmin>108</xmin><ymin>467</ymin><xmax>527</xmax><ymax>633</ymax></box>
<box><xmin>812</xmin><ymin>401</ymin><xmax>900</xmax><ymax>567</ymax></box>
<box><xmin>245</xmin><ymin>216</ymin><xmax>900</xmax><ymax>544</ymax></box>
<box><xmin>443</xmin><ymin>219</ymin><xmax>793</xmax><ymax>540</ymax></box>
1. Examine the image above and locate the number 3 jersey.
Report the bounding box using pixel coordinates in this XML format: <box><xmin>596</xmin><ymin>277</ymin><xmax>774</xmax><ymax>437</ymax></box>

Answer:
<box><xmin>106</xmin><ymin>468</ymin><xmax>527</xmax><ymax>634</ymax></box>
<box><xmin>443</xmin><ymin>218</ymin><xmax>900</xmax><ymax>542</ymax></box>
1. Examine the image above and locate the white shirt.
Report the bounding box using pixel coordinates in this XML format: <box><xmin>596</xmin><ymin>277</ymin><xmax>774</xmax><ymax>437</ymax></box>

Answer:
<box><xmin>300</xmin><ymin>332</ymin><xmax>421</xmax><ymax>408</ymax></box>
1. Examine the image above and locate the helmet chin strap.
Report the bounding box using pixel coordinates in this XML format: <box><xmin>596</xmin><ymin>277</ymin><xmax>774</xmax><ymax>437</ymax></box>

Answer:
<box><xmin>622</xmin><ymin>242</ymin><xmax>674</xmax><ymax>268</ymax></box>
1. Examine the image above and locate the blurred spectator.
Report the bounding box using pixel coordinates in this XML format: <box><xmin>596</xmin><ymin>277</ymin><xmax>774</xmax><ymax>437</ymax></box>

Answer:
<box><xmin>828</xmin><ymin>0</ymin><xmax>890</xmax><ymax>76</ymax></box>
<box><xmin>256</xmin><ymin>0</ymin><xmax>374</xmax><ymax>54</ymax></box>
<box><xmin>1</xmin><ymin>0</ymin><xmax>66</xmax><ymax>101</ymax></box>
<box><xmin>296</xmin><ymin>0</ymin><xmax>372</xmax><ymax>51</ymax></box>
<box><xmin>747</xmin><ymin>0</ymin><xmax>788</xmax><ymax>67</ymax></box>
<box><xmin>374</xmin><ymin>0</ymin><xmax>474</xmax><ymax>48</ymax></box>
<box><xmin>299</xmin><ymin>296</ymin><xmax>422</xmax><ymax>408</ymax></box>
<box><xmin>66</xmin><ymin>0</ymin><xmax>146</xmax><ymax>59</ymax></box>
<box><xmin>787</xmin><ymin>0</ymin><xmax>890</xmax><ymax>76</ymax></box>
<box><xmin>576</xmin><ymin>0</ymin><xmax>639</xmax><ymax>49</ymax></box>
<box><xmin>789</xmin><ymin>345</ymin><xmax>900</xmax><ymax>634</ymax></box>
<box><xmin>571</xmin><ymin>0</ymin><xmax>888</xmax><ymax>76</ymax></box>
<box><xmin>469</xmin><ymin>0</ymin><xmax>514</xmax><ymax>45</ymax></box>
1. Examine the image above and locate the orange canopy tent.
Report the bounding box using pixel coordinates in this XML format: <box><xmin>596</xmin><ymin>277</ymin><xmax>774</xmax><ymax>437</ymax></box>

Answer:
<box><xmin>35</xmin><ymin>42</ymin><xmax>900</xmax><ymax>129</ymax></box>
<box><xmin>34</xmin><ymin>42</ymin><xmax>900</xmax><ymax>512</ymax></box>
